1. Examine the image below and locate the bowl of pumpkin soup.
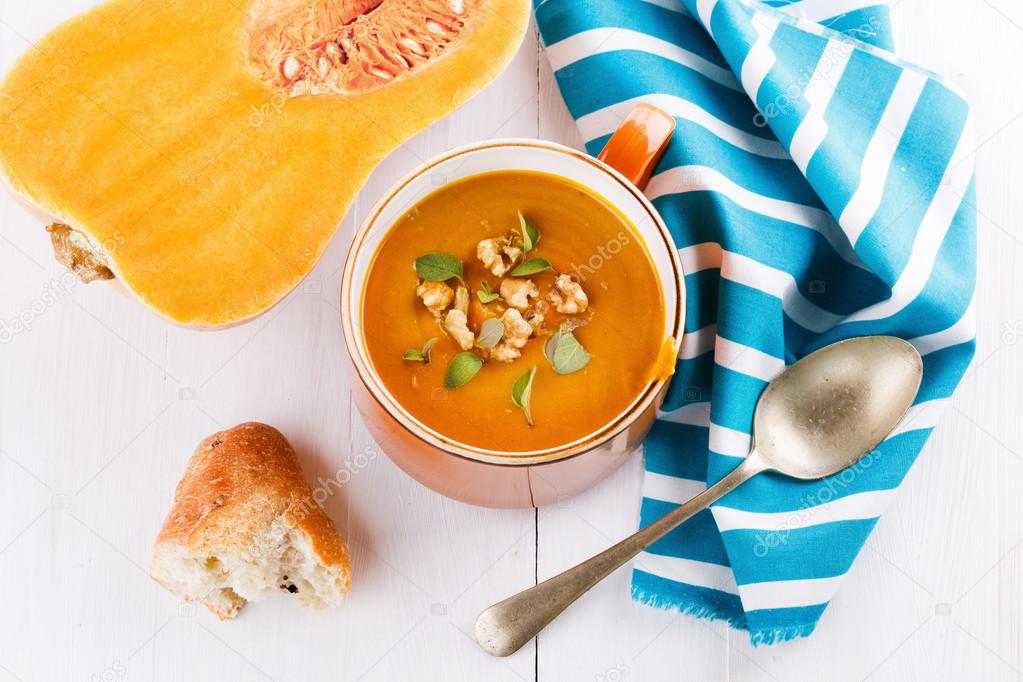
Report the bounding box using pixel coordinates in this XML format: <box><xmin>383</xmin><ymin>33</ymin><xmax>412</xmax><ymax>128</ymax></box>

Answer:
<box><xmin>341</xmin><ymin>109</ymin><xmax>684</xmax><ymax>507</ymax></box>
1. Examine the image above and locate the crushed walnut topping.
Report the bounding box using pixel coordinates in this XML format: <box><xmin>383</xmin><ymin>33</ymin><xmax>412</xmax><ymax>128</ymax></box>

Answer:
<box><xmin>443</xmin><ymin>309</ymin><xmax>475</xmax><ymax>350</ymax></box>
<box><xmin>524</xmin><ymin>309</ymin><xmax>544</xmax><ymax>332</ymax></box>
<box><xmin>416</xmin><ymin>280</ymin><xmax>454</xmax><ymax>316</ymax></box>
<box><xmin>491</xmin><ymin>308</ymin><xmax>534</xmax><ymax>363</ymax></box>
<box><xmin>548</xmin><ymin>274</ymin><xmax>589</xmax><ymax>315</ymax></box>
<box><xmin>477</xmin><ymin>234</ymin><xmax>523</xmax><ymax>277</ymax></box>
<box><xmin>414</xmin><ymin>251</ymin><xmax>591</xmax><ymax>362</ymax></box>
<box><xmin>499</xmin><ymin>278</ymin><xmax>538</xmax><ymax>310</ymax></box>
<box><xmin>439</xmin><ymin>284</ymin><xmax>474</xmax><ymax>350</ymax></box>
<box><xmin>408</xmin><ymin>215</ymin><xmax>596</xmax><ymax>415</ymax></box>
<box><xmin>453</xmin><ymin>284</ymin><xmax>469</xmax><ymax>314</ymax></box>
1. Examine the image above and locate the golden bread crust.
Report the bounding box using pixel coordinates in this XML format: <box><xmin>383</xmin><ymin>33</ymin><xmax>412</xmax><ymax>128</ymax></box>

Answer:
<box><xmin>156</xmin><ymin>422</ymin><xmax>351</xmax><ymax>573</ymax></box>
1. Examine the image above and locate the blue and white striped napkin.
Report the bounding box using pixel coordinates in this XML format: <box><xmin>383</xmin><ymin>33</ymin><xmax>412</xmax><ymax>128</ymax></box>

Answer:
<box><xmin>535</xmin><ymin>0</ymin><xmax>976</xmax><ymax>643</ymax></box>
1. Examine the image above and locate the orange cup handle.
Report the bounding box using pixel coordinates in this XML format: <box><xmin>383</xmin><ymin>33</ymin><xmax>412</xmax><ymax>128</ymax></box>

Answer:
<box><xmin>596</xmin><ymin>103</ymin><xmax>676</xmax><ymax>191</ymax></box>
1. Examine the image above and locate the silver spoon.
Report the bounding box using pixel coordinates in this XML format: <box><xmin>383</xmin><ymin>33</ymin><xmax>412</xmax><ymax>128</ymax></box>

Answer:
<box><xmin>475</xmin><ymin>335</ymin><xmax>922</xmax><ymax>657</ymax></box>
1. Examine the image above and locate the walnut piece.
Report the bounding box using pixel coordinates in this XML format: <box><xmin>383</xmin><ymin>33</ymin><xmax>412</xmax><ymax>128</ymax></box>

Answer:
<box><xmin>443</xmin><ymin>309</ymin><xmax>475</xmax><ymax>350</ymax></box>
<box><xmin>524</xmin><ymin>309</ymin><xmax>544</xmax><ymax>332</ymax></box>
<box><xmin>417</xmin><ymin>280</ymin><xmax>454</xmax><ymax>316</ymax></box>
<box><xmin>491</xmin><ymin>308</ymin><xmax>533</xmax><ymax>363</ymax></box>
<box><xmin>453</xmin><ymin>284</ymin><xmax>469</xmax><ymax>314</ymax></box>
<box><xmin>477</xmin><ymin>236</ymin><xmax>523</xmax><ymax>277</ymax></box>
<box><xmin>499</xmin><ymin>278</ymin><xmax>538</xmax><ymax>310</ymax></box>
<box><xmin>548</xmin><ymin>274</ymin><xmax>589</xmax><ymax>315</ymax></box>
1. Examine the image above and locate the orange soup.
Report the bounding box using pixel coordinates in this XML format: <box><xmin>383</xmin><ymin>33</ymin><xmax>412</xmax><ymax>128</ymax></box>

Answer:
<box><xmin>362</xmin><ymin>170</ymin><xmax>667</xmax><ymax>452</ymax></box>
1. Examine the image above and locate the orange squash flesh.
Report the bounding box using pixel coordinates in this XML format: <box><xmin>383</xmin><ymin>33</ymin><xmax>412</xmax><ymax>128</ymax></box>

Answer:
<box><xmin>0</xmin><ymin>0</ymin><xmax>529</xmax><ymax>327</ymax></box>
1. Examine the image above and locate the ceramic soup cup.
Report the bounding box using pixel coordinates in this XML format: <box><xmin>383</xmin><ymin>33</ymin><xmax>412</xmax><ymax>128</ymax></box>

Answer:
<box><xmin>341</xmin><ymin>105</ymin><xmax>685</xmax><ymax>508</ymax></box>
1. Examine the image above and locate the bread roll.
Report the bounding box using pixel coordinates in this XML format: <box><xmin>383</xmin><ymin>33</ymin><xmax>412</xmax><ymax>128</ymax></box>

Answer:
<box><xmin>150</xmin><ymin>422</ymin><xmax>351</xmax><ymax>619</ymax></box>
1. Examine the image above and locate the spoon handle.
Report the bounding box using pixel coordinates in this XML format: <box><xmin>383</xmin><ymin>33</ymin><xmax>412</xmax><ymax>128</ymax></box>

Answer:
<box><xmin>475</xmin><ymin>450</ymin><xmax>770</xmax><ymax>657</ymax></box>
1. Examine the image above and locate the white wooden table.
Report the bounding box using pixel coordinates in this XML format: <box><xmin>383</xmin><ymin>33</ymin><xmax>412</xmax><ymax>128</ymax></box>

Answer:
<box><xmin>0</xmin><ymin>2</ymin><xmax>1020</xmax><ymax>680</ymax></box>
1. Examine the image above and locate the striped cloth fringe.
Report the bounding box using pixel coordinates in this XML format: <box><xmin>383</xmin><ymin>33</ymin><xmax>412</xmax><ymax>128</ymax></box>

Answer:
<box><xmin>534</xmin><ymin>0</ymin><xmax>976</xmax><ymax>644</ymax></box>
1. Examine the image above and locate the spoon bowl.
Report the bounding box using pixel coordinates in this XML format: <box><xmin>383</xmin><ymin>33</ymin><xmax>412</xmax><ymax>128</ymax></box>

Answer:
<box><xmin>754</xmin><ymin>336</ymin><xmax>922</xmax><ymax>480</ymax></box>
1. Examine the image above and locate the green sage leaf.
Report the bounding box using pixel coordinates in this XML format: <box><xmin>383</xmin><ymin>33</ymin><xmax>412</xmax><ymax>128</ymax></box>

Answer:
<box><xmin>477</xmin><ymin>291</ymin><xmax>501</xmax><ymax>304</ymax></box>
<box><xmin>414</xmin><ymin>252</ymin><xmax>463</xmax><ymax>283</ymax></box>
<box><xmin>544</xmin><ymin>332</ymin><xmax>561</xmax><ymax>364</ymax></box>
<box><xmin>511</xmin><ymin>366</ymin><xmax>537</xmax><ymax>427</ymax></box>
<box><xmin>476</xmin><ymin>318</ymin><xmax>504</xmax><ymax>349</ymax></box>
<box><xmin>477</xmin><ymin>281</ymin><xmax>501</xmax><ymax>304</ymax></box>
<box><xmin>444</xmin><ymin>352</ymin><xmax>483</xmax><ymax>389</ymax></box>
<box><xmin>518</xmin><ymin>212</ymin><xmax>540</xmax><ymax>253</ymax></box>
<box><xmin>403</xmin><ymin>337</ymin><xmax>438</xmax><ymax>364</ymax></box>
<box><xmin>510</xmin><ymin>258</ymin><xmax>554</xmax><ymax>277</ymax></box>
<box><xmin>550</xmin><ymin>331</ymin><xmax>591</xmax><ymax>375</ymax></box>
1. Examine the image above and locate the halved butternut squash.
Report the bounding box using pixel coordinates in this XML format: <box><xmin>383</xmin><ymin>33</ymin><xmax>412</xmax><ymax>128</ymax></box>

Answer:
<box><xmin>0</xmin><ymin>0</ymin><xmax>529</xmax><ymax>326</ymax></box>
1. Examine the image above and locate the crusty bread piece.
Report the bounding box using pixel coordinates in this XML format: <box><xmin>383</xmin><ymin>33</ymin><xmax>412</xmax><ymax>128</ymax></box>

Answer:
<box><xmin>150</xmin><ymin>422</ymin><xmax>351</xmax><ymax>619</ymax></box>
